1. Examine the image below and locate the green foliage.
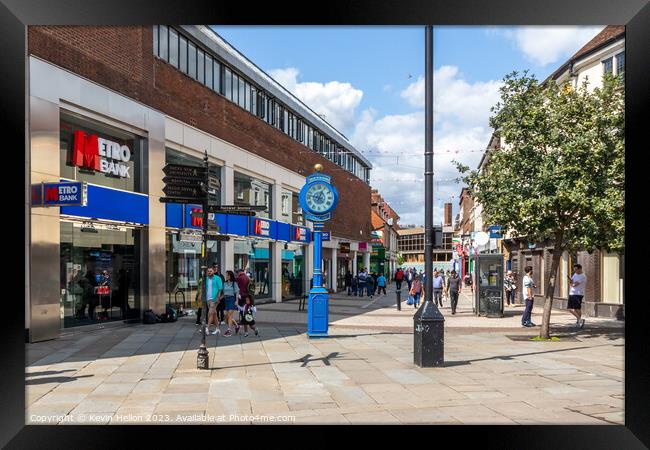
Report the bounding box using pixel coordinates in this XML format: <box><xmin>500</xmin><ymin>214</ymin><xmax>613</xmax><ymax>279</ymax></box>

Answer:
<box><xmin>397</xmin><ymin>255</ymin><xmax>406</xmax><ymax>266</ymax></box>
<box><xmin>455</xmin><ymin>71</ymin><xmax>624</xmax><ymax>254</ymax></box>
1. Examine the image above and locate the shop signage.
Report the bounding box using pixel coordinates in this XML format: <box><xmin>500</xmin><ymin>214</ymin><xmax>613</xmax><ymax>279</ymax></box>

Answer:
<box><xmin>80</xmin><ymin>221</ymin><xmax>98</xmax><ymax>233</ymax></box>
<box><xmin>73</xmin><ymin>130</ymin><xmax>131</xmax><ymax>178</ymax></box>
<box><xmin>179</xmin><ymin>229</ymin><xmax>203</xmax><ymax>242</ymax></box>
<box><xmin>358</xmin><ymin>242</ymin><xmax>368</xmax><ymax>251</ymax></box>
<box><xmin>206</xmin><ymin>204</ymin><xmax>266</xmax><ymax>214</ymax></box>
<box><xmin>36</xmin><ymin>181</ymin><xmax>87</xmax><ymax>207</ymax></box>
<box><xmin>340</xmin><ymin>242</ymin><xmax>350</xmax><ymax>254</ymax></box>
<box><xmin>253</xmin><ymin>219</ymin><xmax>271</xmax><ymax>237</ymax></box>
<box><xmin>293</xmin><ymin>226</ymin><xmax>308</xmax><ymax>242</ymax></box>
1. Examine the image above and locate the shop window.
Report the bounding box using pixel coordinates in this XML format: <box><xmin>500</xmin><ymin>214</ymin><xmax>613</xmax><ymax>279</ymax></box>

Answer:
<box><xmin>234</xmin><ymin>239</ymin><xmax>272</xmax><ymax>300</ymax></box>
<box><xmin>60</xmin><ymin>111</ymin><xmax>143</xmax><ymax>193</ymax></box>
<box><xmin>60</xmin><ymin>221</ymin><xmax>142</xmax><ymax>328</ymax></box>
<box><xmin>282</xmin><ymin>243</ymin><xmax>305</xmax><ymax>300</ymax></box>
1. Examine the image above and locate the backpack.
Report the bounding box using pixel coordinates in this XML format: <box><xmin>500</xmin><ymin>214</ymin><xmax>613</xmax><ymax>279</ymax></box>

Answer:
<box><xmin>396</xmin><ymin>271</ymin><xmax>404</xmax><ymax>281</ymax></box>
<box><xmin>166</xmin><ymin>304</ymin><xmax>178</xmax><ymax>322</ymax></box>
<box><xmin>244</xmin><ymin>305</ymin><xmax>254</xmax><ymax>322</ymax></box>
<box><xmin>247</xmin><ymin>281</ymin><xmax>256</xmax><ymax>296</ymax></box>
<box><xmin>358</xmin><ymin>272</ymin><xmax>367</xmax><ymax>282</ymax></box>
<box><xmin>143</xmin><ymin>309</ymin><xmax>158</xmax><ymax>324</ymax></box>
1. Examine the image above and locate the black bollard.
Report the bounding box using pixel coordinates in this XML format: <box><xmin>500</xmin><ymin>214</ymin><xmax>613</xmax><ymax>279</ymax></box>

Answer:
<box><xmin>413</xmin><ymin>300</ymin><xmax>444</xmax><ymax>367</ymax></box>
<box><xmin>396</xmin><ymin>289</ymin><xmax>401</xmax><ymax>311</ymax></box>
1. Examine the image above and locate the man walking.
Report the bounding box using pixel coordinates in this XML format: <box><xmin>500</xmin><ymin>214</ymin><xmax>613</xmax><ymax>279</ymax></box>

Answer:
<box><xmin>448</xmin><ymin>270</ymin><xmax>461</xmax><ymax>315</ymax></box>
<box><xmin>568</xmin><ymin>264</ymin><xmax>587</xmax><ymax>329</ymax></box>
<box><xmin>432</xmin><ymin>270</ymin><xmax>445</xmax><ymax>307</ymax></box>
<box><xmin>345</xmin><ymin>270</ymin><xmax>353</xmax><ymax>296</ymax></box>
<box><xmin>406</xmin><ymin>268</ymin><xmax>413</xmax><ymax>292</ymax></box>
<box><xmin>203</xmin><ymin>267</ymin><xmax>224</xmax><ymax>335</ymax></box>
<box><xmin>212</xmin><ymin>262</ymin><xmax>226</xmax><ymax>324</ymax></box>
<box><xmin>357</xmin><ymin>269</ymin><xmax>368</xmax><ymax>297</ymax></box>
<box><xmin>504</xmin><ymin>270</ymin><xmax>517</xmax><ymax>307</ymax></box>
<box><xmin>521</xmin><ymin>266</ymin><xmax>537</xmax><ymax>327</ymax></box>
<box><xmin>377</xmin><ymin>273</ymin><xmax>387</xmax><ymax>295</ymax></box>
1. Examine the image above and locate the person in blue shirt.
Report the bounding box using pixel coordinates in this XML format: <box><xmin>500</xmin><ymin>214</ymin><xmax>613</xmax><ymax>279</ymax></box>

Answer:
<box><xmin>377</xmin><ymin>273</ymin><xmax>387</xmax><ymax>295</ymax></box>
<box><xmin>203</xmin><ymin>267</ymin><xmax>224</xmax><ymax>336</ymax></box>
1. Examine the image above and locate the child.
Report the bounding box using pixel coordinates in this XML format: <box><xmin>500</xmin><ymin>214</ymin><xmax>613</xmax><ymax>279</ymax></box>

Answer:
<box><xmin>238</xmin><ymin>295</ymin><xmax>258</xmax><ymax>337</ymax></box>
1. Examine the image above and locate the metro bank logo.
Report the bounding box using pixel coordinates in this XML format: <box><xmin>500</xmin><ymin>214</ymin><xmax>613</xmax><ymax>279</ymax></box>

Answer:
<box><xmin>253</xmin><ymin>219</ymin><xmax>270</xmax><ymax>237</ymax></box>
<box><xmin>294</xmin><ymin>227</ymin><xmax>307</xmax><ymax>241</ymax></box>
<box><xmin>72</xmin><ymin>130</ymin><xmax>131</xmax><ymax>178</ymax></box>
<box><xmin>191</xmin><ymin>208</ymin><xmax>203</xmax><ymax>227</ymax></box>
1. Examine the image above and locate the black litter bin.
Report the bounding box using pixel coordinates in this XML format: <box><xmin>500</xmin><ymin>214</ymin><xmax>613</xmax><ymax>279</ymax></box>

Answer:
<box><xmin>413</xmin><ymin>301</ymin><xmax>445</xmax><ymax>367</ymax></box>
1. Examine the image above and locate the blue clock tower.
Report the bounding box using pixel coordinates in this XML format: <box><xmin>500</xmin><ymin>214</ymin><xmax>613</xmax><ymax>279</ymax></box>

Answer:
<box><xmin>299</xmin><ymin>164</ymin><xmax>339</xmax><ymax>338</ymax></box>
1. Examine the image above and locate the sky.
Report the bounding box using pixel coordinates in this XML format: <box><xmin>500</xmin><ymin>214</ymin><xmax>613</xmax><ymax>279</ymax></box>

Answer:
<box><xmin>211</xmin><ymin>25</ymin><xmax>605</xmax><ymax>226</ymax></box>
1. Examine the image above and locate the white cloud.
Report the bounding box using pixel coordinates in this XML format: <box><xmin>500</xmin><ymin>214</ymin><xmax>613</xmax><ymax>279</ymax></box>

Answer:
<box><xmin>268</xmin><ymin>67</ymin><xmax>363</xmax><ymax>134</ymax></box>
<box><xmin>353</xmin><ymin>67</ymin><xmax>501</xmax><ymax>227</ymax></box>
<box><xmin>494</xmin><ymin>26</ymin><xmax>604</xmax><ymax>66</ymax></box>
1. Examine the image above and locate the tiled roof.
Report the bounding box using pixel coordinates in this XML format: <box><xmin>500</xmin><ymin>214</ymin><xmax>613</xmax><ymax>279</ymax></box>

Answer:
<box><xmin>549</xmin><ymin>25</ymin><xmax>625</xmax><ymax>81</ymax></box>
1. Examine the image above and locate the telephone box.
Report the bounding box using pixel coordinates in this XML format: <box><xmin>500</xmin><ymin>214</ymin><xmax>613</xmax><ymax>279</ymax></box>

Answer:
<box><xmin>474</xmin><ymin>254</ymin><xmax>504</xmax><ymax>318</ymax></box>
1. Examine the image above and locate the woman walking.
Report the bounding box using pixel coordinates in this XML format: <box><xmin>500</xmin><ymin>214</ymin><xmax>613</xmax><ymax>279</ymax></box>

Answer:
<box><xmin>410</xmin><ymin>274</ymin><xmax>424</xmax><ymax>308</ymax></box>
<box><xmin>222</xmin><ymin>270</ymin><xmax>241</xmax><ymax>337</ymax></box>
<box><xmin>504</xmin><ymin>270</ymin><xmax>517</xmax><ymax>307</ymax></box>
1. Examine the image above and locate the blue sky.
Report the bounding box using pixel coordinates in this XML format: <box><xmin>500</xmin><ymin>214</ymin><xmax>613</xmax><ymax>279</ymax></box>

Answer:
<box><xmin>211</xmin><ymin>25</ymin><xmax>604</xmax><ymax>226</ymax></box>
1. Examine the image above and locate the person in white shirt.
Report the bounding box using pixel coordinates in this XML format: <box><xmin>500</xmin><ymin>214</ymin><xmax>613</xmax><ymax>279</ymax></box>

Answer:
<box><xmin>568</xmin><ymin>264</ymin><xmax>587</xmax><ymax>329</ymax></box>
<box><xmin>521</xmin><ymin>266</ymin><xmax>537</xmax><ymax>327</ymax></box>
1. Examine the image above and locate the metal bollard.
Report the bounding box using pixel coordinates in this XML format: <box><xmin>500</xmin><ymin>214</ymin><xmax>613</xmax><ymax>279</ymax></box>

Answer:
<box><xmin>413</xmin><ymin>301</ymin><xmax>445</xmax><ymax>367</ymax></box>
<box><xmin>396</xmin><ymin>289</ymin><xmax>401</xmax><ymax>311</ymax></box>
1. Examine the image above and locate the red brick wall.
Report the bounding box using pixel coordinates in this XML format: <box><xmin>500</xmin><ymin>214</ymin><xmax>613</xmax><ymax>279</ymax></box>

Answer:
<box><xmin>28</xmin><ymin>26</ymin><xmax>372</xmax><ymax>242</ymax></box>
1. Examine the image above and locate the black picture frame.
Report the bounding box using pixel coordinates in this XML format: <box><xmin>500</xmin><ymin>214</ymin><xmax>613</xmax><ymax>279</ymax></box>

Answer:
<box><xmin>3</xmin><ymin>0</ymin><xmax>648</xmax><ymax>447</ymax></box>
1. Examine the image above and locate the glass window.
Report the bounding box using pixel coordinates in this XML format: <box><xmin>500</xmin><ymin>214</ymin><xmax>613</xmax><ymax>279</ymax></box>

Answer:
<box><xmin>213</xmin><ymin>59</ymin><xmax>221</xmax><ymax>93</ymax></box>
<box><xmin>282</xmin><ymin>109</ymin><xmax>289</xmax><ymax>133</ymax></box>
<box><xmin>169</xmin><ymin>28</ymin><xmax>178</xmax><ymax>68</ymax></box>
<box><xmin>188</xmin><ymin>42</ymin><xmax>196</xmax><ymax>79</ymax></box>
<box><xmin>60</xmin><ymin>221</ymin><xmax>142</xmax><ymax>328</ymax></box>
<box><xmin>179</xmin><ymin>35</ymin><xmax>187</xmax><ymax>73</ymax></box>
<box><xmin>232</xmin><ymin>73</ymin><xmax>239</xmax><ymax>103</ymax></box>
<box><xmin>153</xmin><ymin>25</ymin><xmax>158</xmax><ymax>56</ymax></box>
<box><xmin>225</xmin><ymin>67</ymin><xmax>232</xmax><ymax>100</ymax></box>
<box><xmin>274</xmin><ymin>103</ymin><xmax>280</xmax><ymax>128</ymax></box>
<box><xmin>60</xmin><ymin>111</ymin><xmax>143</xmax><ymax>193</ymax></box>
<box><xmin>197</xmin><ymin>49</ymin><xmax>204</xmax><ymax>84</ymax></box>
<box><xmin>616</xmin><ymin>51</ymin><xmax>625</xmax><ymax>76</ymax></box>
<box><xmin>238</xmin><ymin>76</ymin><xmax>246</xmax><ymax>108</ymax></box>
<box><xmin>602</xmin><ymin>57</ymin><xmax>613</xmax><ymax>75</ymax></box>
<box><xmin>234</xmin><ymin>172</ymin><xmax>272</xmax><ymax>219</ymax></box>
<box><xmin>159</xmin><ymin>25</ymin><xmax>168</xmax><ymax>61</ymax></box>
<box><xmin>244</xmin><ymin>82</ymin><xmax>251</xmax><ymax>111</ymax></box>
<box><xmin>250</xmin><ymin>87</ymin><xmax>257</xmax><ymax>114</ymax></box>
<box><xmin>257</xmin><ymin>92</ymin><xmax>266</xmax><ymax>118</ymax></box>
<box><xmin>292</xmin><ymin>192</ymin><xmax>303</xmax><ymax>225</ymax></box>
<box><xmin>205</xmin><ymin>55</ymin><xmax>213</xmax><ymax>90</ymax></box>
<box><xmin>233</xmin><ymin>238</ymin><xmax>272</xmax><ymax>300</ymax></box>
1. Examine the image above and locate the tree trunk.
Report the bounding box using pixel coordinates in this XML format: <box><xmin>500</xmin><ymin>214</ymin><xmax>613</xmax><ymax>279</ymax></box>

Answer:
<box><xmin>540</xmin><ymin>238</ymin><xmax>564</xmax><ymax>339</ymax></box>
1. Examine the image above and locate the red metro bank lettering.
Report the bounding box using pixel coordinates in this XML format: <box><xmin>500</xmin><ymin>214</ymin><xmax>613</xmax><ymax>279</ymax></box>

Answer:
<box><xmin>294</xmin><ymin>227</ymin><xmax>307</xmax><ymax>241</ymax></box>
<box><xmin>254</xmin><ymin>219</ymin><xmax>270</xmax><ymax>237</ymax></box>
<box><xmin>73</xmin><ymin>130</ymin><xmax>131</xmax><ymax>178</ymax></box>
<box><xmin>191</xmin><ymin>208</ymin><xmax>203</xmax><ymax>227</ymax></box>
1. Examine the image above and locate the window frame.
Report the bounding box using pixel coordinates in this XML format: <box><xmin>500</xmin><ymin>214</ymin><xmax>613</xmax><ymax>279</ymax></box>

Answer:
<box><xmin>602</xmin><ymin>56</ymin><xmax>613</xmax><ymax>75</ymax></box>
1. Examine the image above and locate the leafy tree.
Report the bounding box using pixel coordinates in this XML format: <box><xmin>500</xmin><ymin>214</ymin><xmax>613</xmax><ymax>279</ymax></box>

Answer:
<box><xmin>397</xmin><ymin>255</ymin><xmax>406</xmax><ymax>266</ymax></box>
<box><xmin>455</xmin><ymin>71</ymin><xmax>624</xmax><ymax>338</ymax></box>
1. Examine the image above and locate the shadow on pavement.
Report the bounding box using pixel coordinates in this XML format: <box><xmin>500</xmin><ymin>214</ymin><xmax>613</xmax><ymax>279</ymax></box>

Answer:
<box><xmin>25</xmin><ymin>374</ymin><xmax>94</xmax><ymax>385</ymax></box>
<box><xmin>443</xmin><ymin>342</ymin><xmax>623</xmax><ymax>367</ymax></box>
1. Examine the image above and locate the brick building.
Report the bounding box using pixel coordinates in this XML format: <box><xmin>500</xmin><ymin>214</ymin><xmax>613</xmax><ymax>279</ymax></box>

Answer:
<box><xmin>27</xmin><ymin>25</ymin><xmax>373</xmax><ymax>341</ymax></box>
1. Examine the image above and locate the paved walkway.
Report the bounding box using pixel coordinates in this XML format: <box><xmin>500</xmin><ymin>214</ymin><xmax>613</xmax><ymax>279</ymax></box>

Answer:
<box><xmin>25</xmin><ymin>290</ymin><xmax>624</xmax><ymax>425</ymax></box>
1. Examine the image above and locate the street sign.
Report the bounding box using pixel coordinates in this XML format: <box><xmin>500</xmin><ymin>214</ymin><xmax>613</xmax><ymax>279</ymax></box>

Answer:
<box><xmin>159</xmin><ymin>196</ymin><xmax>204</xmax><ymax>204</ymax></box>
<box><xmin>163</xmin><ymin>176</ymin><xmax>204</xmax><ymax>187</ymax></box>
<box><xmin>205</xmin><ymin>204</ymin><xmax>267</xmax><ymax>214</ymax></box>
<box><xmin>163</xmin><ymin>185</ymin><xmax>205</xmax><ymax>198</ymax></box>
<box><xmin>34</xmin><ymin>182</ymin><xmax>88</xmax><ymax>207</ymax></box>
<box><xmin>162</xmin><ymin>164</ymin><xmax>206</xmax><ymax>179</ymax></box>
<box><xmin>208</xmin><ymin>175</ymin><xmax>221</xmax><ymax>190</ymax></box>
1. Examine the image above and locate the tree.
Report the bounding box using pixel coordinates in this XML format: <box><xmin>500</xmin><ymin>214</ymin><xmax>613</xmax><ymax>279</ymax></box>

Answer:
<box><xmin>397</xmin><ymin>255</ymin><xmax>406</xmax><ymax>266</ymax></box>
<box><xmin>455</xmin><ymin>71</ymin><xmax>624</xmax><ymax>339</ymax></box>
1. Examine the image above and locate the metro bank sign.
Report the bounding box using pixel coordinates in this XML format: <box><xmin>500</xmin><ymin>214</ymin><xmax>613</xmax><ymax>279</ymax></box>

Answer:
<box><xmin>72</xmin><ymin>130</ymin><xmax>131</xmax><ymax>178</ymax></box>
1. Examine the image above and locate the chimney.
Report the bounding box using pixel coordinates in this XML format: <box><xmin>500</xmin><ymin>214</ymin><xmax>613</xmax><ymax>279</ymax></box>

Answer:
<box><xmin>444</xmin><ymin>203</ymin><xmax>452</xmax><ymax>227</ymax></box>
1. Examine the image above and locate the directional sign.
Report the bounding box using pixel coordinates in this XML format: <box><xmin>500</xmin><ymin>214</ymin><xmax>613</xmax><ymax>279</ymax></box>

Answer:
<box><xmin>159</xmin><ymin>196</ymin><xmax>204</xmax><ymax>204</ymax></box>
<box><xmin>163</xmin><ymin>176</ymin><xmax>203</xmax><ymax>187</ymax></box>
<box><xmin>208</xmin><ymin>176</ymin><xmax>221</xmax><ymax>190</ymax></box>
<box><xmin>163</xmin><ymin>185</ymin><xmax>205</xmax><ymax>198</ymax></box>
<box><xmin>162</xmin><ymin>164</ymin><xmax>206</xmax><ymax>179</ymax></box>
<box><xmin>205</xmin><ymin>204</ymin><xmax>267</xmax><ymax>214</ymax></box>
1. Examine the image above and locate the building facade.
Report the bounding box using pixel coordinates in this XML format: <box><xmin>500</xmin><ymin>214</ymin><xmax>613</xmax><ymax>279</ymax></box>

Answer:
<box><xmin>397</xmin><ymin>226</ymin><xmax>453</xmax><ymax>273</ymax></box>
<box><xmin>370</xmin><ymin>190</ymin><xmax>400</xmax><ymax>278</ymax></box>
<box><xmin>488</xmin><ymin>26</ymin><xmax>625</xmax><ymax>318</ymax></box>
<box><xmin>27</xmin><ymin>25</ymin><xmax>373</xmax><ymax>342</ymax></box>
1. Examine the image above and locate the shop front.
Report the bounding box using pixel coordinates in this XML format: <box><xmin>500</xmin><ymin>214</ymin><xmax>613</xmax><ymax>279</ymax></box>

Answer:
<box><xmin>56</xmin><ymin>111</ymin><xmax>148</xmax><ymax>329</ymax></box>
<box><xmin>337</xmin><ymin>242</ymin><xmax>351</xmax><ymax>291</ymax></box>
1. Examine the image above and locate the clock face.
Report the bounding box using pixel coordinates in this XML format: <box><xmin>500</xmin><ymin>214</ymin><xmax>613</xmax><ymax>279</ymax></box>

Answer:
<box><xmin>305</xmin><ymin>182</ymin><xmax>335</xmax><ymax>214</ymax></box>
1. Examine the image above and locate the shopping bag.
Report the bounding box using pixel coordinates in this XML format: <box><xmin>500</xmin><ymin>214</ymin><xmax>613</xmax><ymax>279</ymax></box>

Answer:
<box><xmin>406</xmin><ymin>295</ymin><xmax>414</xmax><ymax>306</ymax></box>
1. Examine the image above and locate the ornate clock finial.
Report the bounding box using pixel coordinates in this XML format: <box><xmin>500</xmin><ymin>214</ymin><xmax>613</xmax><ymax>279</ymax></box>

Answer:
<box><xmin>314</xmin><ymin>164</ymin><xmax>323</xmax><ymax>172</ymax></box>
